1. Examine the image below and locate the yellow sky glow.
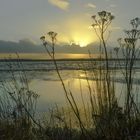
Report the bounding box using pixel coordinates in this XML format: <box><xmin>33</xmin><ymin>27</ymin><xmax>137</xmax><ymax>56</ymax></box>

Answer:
<box><xmin>46</xmin><ymin>16</ymin><xmax>98</xmax><ymax>47</ymax></box>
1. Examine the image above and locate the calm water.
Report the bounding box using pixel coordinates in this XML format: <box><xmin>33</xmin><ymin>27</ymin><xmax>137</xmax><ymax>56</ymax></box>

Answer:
<box><xmin>0</xmin><ymin>60</ymin><xmax>140</xmax><ymax>112</ymax></box>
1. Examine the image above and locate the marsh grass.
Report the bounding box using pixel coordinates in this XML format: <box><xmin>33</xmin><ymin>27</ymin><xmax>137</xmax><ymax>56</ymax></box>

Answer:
<box><xmin>0</xmin><ymin>58</ymin><xmax>45</xmax><ymax>140</ymax></box>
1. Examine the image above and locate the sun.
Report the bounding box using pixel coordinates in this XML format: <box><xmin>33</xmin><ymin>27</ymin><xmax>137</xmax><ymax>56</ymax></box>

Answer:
<box><xmin>69</xmin><ymin>37</ymin><xmax>92</xmax><ymax>47</ymax></box>
<box><xmin>74</xmin><ymin>40</ymin><xmax>90</xmax><ymax>47</ymax></box>
<box><xmin>78</xmin><ymin>42</ymin><xmax>88</xmax><ymax>47</ymax></box>
<box><xmin>71</xmin><ymin>32</ymin><xmax>95</xmax><ymax>47</ymax></box>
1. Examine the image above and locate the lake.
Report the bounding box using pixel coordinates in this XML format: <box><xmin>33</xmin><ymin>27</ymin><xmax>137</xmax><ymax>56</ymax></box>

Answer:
<box><xmin>0</xmin><ymin>59</ymin><xmax>140</xmax><ymax>112</ymax></box>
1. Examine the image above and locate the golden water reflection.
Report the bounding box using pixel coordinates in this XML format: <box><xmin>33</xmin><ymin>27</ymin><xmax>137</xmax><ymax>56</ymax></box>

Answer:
<box><xmin>28</xmin><ymin>70</ymin><xmax>125</xmax><ymax>112</ymax></box>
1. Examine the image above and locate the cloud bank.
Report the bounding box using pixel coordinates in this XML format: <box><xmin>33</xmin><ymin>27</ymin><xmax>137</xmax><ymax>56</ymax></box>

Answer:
<box><xmin>0</xmin><ymin>39</ymin><xmax>100</xmax><ymax>54</ymax></box>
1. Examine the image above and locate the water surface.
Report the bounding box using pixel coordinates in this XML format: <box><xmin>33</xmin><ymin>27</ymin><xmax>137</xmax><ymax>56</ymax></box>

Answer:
<box><xmin>0</xmin><ymin>60</ymin><xmax>140</xmax><ymax>112</ymax></box>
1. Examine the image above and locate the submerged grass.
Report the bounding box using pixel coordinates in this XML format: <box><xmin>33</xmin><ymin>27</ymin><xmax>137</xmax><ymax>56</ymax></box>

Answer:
<box><xmin>0</xmin><ymin>11</ymin><xmax>140</xmax><ymax>140</ymax></box>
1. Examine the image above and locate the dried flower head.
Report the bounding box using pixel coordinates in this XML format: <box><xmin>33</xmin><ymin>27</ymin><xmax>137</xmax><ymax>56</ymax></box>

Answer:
<box><xmin>48</xmin><ymin>31</ymin><xmax>57</xmax><ymax>38</ymax></box>
<box><xmin>40</xmin><ymin>36</ymin><xmax>45</xmax><ymax>41</ymax></box>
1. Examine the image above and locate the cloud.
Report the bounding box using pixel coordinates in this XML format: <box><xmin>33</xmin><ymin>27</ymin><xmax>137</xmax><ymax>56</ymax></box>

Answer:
<box><xmin>0</xmin><ymin>39</ymin><xmax>98</xmax><ymax>54</ymax></box>
<box><xmin>48</xmin><ymin>0</ymin><xmax>69</xmax><ymax>10</ymax></box>
<box><xmin>86</xmin><ymin>3</ymin><xmax>96</xmax><ymax>9</ymax></box>
<box><xmin>0</xmin><ymin>40</ymin><xmax>44</xmax><ymax>53</ymax></box>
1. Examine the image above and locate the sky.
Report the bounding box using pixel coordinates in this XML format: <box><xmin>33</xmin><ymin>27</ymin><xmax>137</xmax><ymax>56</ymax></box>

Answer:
<box><xmin>0</xmin><ymin>0</ymin><xmax>140</xmax><ymax>47</ymax></box>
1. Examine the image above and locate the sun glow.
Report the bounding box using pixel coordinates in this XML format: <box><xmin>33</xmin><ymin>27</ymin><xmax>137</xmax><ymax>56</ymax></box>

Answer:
<box><xmin>60</xmin><ymin>32</ymin><xmax>95</xmax><ymax>47</ymax></box>
<box><xmin>52</xmin><ymin>16</ymin><xmax>98</xmax><ymax>47</ymax></box>
<box><xmin>71</xmin><ymin>33</ymin><xmax>94</xmax><ymax>47</ymax></box>
<box><xmin>76</xmin><ymin>41</ymin><xmax>88</xmax><ymax>47</ymax></box>
<box><xmin>68</xmin><ymin>18</ymin><xmax>97</xmax><ymax>47</ymax></box>
<box><xmin>58</xmin><ymin>28</ymin><xmax>97</xmax><ymax>47</ymax></box>
<box><xmin>73</xmin><ymin>40</ymin><xmax>90</xmax><ymax>47</ymax></box>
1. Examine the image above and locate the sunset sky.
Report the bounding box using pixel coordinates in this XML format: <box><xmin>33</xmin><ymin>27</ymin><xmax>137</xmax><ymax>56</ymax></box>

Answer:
<box><xmin>0</xmin><ymin>0</ymin><xmax>140</xmax><ymax>47</ymax></box>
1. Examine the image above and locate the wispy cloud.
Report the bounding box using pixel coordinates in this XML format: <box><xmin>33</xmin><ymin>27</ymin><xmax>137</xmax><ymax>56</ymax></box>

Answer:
<box><xmin>48</xmin><ymin>0</ymin><xmax>69</xmax><ymax>10</ymax></box>
<box><xmin>86</xmin><ymin>3</ymin><xmax>96</xmax><ymax>9</ymax></box>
